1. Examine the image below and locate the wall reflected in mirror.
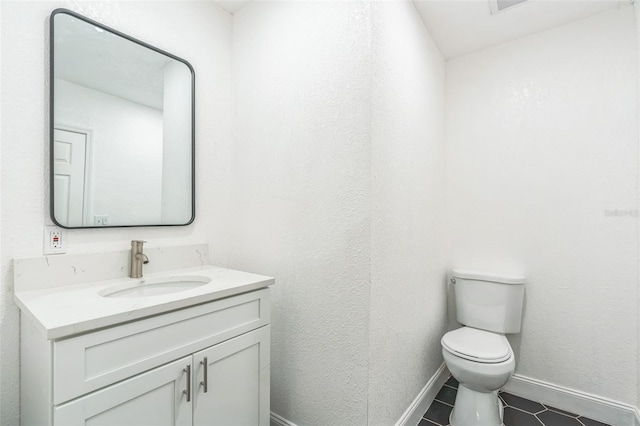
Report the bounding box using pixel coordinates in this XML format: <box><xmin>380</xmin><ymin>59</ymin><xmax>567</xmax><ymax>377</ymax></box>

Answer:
<box><xmin>51</xmin><ymin>9</ymin><xmax>195</xmax><ymax>228</ymax></box>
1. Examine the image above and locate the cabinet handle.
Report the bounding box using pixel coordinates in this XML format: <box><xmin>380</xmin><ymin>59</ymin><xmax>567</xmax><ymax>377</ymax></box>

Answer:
<box><xmin>183</xmin><ymin>364</ymin><xmax>191</xmax><ymax>402</ymax></box>
<box><xmin>200</xmin><ymin>357</ymin><xmax>208</xmax><ymax>393</ymax></box>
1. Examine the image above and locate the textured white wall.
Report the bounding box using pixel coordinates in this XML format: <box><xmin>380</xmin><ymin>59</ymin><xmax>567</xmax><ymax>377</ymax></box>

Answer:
<box><xmin>0</xmin><ymin>2</ymin><xmax>232</xmax><ymax>424</ymax></box>
<box><xmin>637</xmin><ymin>0</ymin><xmax>640</xmax><ymax>413</ymax></box>
<box><xmin>0</xmin><ymin>2</ymin><xmax>3</xmax><ymax>422</ymax></box>
<box><xmin>231</xmin><ymin>2</ymin><xmax>373</xmax><ymax>424</ymax></box>
<box><xmin>369</xmin><ymin>2</ymin><xmax>446</xmax><ymax>424</ymax></box>
<box><xmin>231</xmin><ymin>2</ymin><xmax>448</xmax><ymax>424</ymax></box>
<box><xmin>446</xmin><ymin>7</ymin><xmax>638</xmax><ymax>404</ymax></box>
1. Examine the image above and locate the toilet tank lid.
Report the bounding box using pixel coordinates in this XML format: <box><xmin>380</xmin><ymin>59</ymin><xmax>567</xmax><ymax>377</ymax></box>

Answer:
<box><xmin>452</xmin><ymin>269</ymin><xmax>525</xmax><ymax>285</ymax></box>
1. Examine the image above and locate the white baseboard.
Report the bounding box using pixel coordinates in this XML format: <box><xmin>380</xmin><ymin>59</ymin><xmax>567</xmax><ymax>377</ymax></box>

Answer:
<box><xmin>270</xmin><ymin>412</ymin><xmax>299</xmax><ymax>426</ymax></box>
<box><xmin>503</xmin><ymin>374</ymin><xmax>638</xmax><ymax>426</ymax></box>
<box><xmin>395</xmin><ymin>363</ymin><xmax>450</xmax><ymax>426</ymax></box>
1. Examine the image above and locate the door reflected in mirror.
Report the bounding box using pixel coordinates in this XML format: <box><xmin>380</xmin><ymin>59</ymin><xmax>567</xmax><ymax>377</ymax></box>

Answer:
<box><xmin>51</xmin><ymin>9</ymin><xmax>195</xmax><ymax>228</ymax></box>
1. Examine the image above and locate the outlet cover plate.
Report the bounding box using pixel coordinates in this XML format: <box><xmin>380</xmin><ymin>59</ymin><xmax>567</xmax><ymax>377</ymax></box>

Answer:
<box><xmin>44</xmin><ymin>225</ymin><xmax>66</xmax><ymax>255</ymax></box>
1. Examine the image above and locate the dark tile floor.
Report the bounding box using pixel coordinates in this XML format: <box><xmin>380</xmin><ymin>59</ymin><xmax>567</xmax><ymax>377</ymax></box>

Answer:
<box><xmin>418</xmin><ymin>376</ymin><xmax>611</xmax><ymax>426</ymax></box>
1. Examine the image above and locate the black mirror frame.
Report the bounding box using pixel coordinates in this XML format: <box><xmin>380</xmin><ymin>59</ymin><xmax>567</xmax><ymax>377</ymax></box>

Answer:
<box><xmin>49</xmin><ymin>8</ymin><xmax>196</xmax><ymax>229</ymax></box>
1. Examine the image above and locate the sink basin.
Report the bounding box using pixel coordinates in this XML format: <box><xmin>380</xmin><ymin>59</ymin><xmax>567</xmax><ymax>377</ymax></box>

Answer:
<box><xmin>99</xmin><ymin>275</ymin><xmax>211</xmax><ymax>298</ymax></box>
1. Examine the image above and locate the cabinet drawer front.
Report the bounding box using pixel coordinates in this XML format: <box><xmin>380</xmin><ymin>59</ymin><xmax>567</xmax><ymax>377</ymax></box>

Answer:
<box><xmin>54</xmin><ymin>289</ymin><xmax>270</xmax><ymax>404</ymax></box>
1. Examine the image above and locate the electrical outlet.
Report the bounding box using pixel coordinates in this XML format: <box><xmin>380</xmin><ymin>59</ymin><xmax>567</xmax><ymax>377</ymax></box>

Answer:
<box><xmin>44</xmin><ymin>225</ymin><xmax>66</xmax><ymax>255</ymax></box>
<box><xmin>94</xmin><ymin>215</ymin><xmax>109</xmax><ymax>226</ymax></box>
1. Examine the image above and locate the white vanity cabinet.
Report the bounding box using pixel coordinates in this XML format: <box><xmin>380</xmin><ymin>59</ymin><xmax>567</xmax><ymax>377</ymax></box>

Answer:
<box><xmin>20</xmin><ymin>288</ymin><xmax>271</xmax><ymax>426</ymax></box>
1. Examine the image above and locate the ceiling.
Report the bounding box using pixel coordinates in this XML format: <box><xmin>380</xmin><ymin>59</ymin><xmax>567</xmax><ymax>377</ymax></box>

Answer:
<box><xmin>412</xmin><ymin>0</ymin><xmax>628</xmax><ymax>59</ymax></box>
<box><xmin>215</xmin><ymin>1</ymin><xmax>251</xmax><ymax>14</ymax></box>
<box><xmin>214</xmin><ymin>0</ymin><xmax>629</xmax><ymax>60</ymax></box>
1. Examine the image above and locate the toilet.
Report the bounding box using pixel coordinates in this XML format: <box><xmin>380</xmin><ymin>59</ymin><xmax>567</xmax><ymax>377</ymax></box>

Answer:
<box><xmin>441</xmin><ymin>269</ymin><xmax>525</xmax><ymax>426</ymax></box>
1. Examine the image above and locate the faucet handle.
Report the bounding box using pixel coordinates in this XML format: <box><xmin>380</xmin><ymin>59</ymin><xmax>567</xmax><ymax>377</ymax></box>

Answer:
<box><xmin>131</xmin><ymin>240</ymin><xmax>147</xmax><ymax>244</ymax></box>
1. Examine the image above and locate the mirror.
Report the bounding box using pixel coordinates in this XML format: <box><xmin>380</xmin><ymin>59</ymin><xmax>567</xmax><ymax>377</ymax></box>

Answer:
<box><xmin>50</xmin><ymin>9</ymin><xmax>195</xmax><ymax>228</ymax></box>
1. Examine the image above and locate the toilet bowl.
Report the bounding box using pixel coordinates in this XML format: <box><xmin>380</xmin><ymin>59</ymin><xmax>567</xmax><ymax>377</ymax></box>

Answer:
<box><xmin>442</xmin><ymin>327</ymin><xmax>515</xmax><ymax>426</ymax></box>
<box><xmin>441</xmin><ymin>270</ymin><xmax>524</xmax><ymax>426</ymax></box>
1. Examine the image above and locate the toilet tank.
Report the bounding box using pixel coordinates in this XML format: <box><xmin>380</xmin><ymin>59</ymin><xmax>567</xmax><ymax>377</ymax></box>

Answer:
<box><xmin>452</xmin><ymin>269</ymin><xmax>525</xmax><ymax>334</ymax></box>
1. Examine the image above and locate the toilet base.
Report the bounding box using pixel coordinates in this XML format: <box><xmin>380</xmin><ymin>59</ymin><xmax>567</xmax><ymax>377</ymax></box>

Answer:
<box><xmin>449</xmin><ymin>385</ymin><xmax>504</xmax><ymax>426</ymax></box>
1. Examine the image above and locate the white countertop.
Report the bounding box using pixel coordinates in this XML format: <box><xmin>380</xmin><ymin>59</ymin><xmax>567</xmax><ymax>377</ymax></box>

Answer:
<box><xmin>14</xmin><ymin>265</ymin><xmax>274</xmax><ymax>340</ymax></box>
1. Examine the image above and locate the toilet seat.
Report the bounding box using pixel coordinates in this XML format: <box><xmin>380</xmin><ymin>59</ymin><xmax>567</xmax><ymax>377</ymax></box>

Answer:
<box><xmin>442</xmin><ymin>327</ymin><xmax>511</xmax><ymax>364</ymax></box>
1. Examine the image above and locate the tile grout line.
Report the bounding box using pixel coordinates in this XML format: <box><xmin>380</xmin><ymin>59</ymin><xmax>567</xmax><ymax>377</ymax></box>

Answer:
<box><xmin>544</xmin><ymin>405</ymin><xmax>581</xmax><ymax>418</ymax></box>
<box><xmin>506</xmin><ymin>404</ymin><xmax>539</xmax><ymax>416</ymax></box>
<box><xmin>546</xmin><ymin>409</ymin><xmax>580</xmax><ymax>419</ymax></box>
<box><xmin>532</xmin><ymin>413</ymin><xmax>547</xmax><ymax>426</ymax></box>
<box><xmin>434</xmin><ymin>398</ymin><xmax>454</xmax><ymax>408</ymax></box>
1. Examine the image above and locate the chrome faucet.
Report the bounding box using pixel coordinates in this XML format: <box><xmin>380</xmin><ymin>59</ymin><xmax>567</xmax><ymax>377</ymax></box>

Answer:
<box><xmin>130</xmin><ymin>240</ymin><xmax>149</xmax><ymax>278</ymax></box>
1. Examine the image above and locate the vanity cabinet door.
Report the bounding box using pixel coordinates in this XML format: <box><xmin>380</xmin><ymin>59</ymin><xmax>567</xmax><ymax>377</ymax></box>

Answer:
<box><xmin>54</xmin><ymin>356</ymin><xmax>193</xmax><ymax>426</ymax></box>
<box><xmin>193</xmin><ymin>326</ymin><xmax>270</xmax><ymax>426</ymax></box>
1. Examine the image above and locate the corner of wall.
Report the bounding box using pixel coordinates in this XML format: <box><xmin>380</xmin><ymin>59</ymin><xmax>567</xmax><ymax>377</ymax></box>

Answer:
<box><xmin>636</xmin><ymin>0</ymin><xmax>640</xmax><ymax>412</ymax></box>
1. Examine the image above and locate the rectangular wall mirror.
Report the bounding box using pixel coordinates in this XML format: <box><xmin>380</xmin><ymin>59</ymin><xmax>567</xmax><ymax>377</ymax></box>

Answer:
<box><xmin>50</xmin><ymin>9</ymin><xmax>195</xmax><ymax>228</ymax></box>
